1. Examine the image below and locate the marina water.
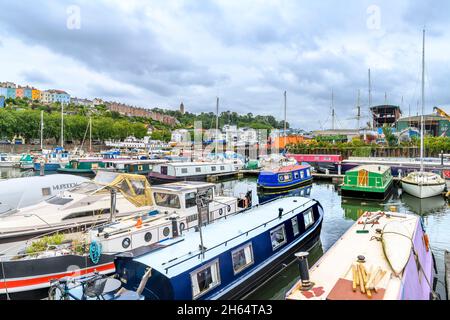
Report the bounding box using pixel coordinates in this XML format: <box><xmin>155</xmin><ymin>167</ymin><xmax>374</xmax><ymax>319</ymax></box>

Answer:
<box><xmin>1</xmin><ymin>168</ymin><xmax>448</xmax><ymax>300</ymax></box>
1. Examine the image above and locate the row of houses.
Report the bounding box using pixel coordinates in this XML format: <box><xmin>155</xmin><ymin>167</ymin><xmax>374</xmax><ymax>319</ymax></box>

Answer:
<box><xmin>106</xmin><ymin>101</ymin><xmax>179</xmax><ymax>126</ymax></box>
<box><xmin>0</xmin><ymin>82</ymin><xmax>70</xmax><ymax>106</ymax></box>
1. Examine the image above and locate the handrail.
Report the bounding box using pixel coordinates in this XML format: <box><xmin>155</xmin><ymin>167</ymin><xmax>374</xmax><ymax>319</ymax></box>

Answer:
<box><xmin>163</xmin><ymin>199</ymin><xmax>315</xmax><ymax>273</ymax></box>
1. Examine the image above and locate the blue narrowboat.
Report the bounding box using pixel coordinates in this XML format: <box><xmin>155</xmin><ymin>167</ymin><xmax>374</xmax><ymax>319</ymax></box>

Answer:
<box><xmin>33</xmin><ymin>147</ymin><xmax>70</xmax><ymax>172</ymax></box>
<box><xmin>257</xmin><ymin>164</ymin><xmax>313</xmax><ymax>191</ymax></box>
<box><xmin>114</xmin><ymin>196</ymin><xmax>324</xmax><ymax>300</ymax></box>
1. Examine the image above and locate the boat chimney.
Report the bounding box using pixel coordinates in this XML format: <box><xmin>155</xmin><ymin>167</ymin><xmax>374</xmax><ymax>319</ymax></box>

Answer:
<box><xmin>170</xmin><ymin>214</ymin><xmax>179</xmax><ymax>238</ymax></box>
<box><xmin>278</xmin><ymin>208</ymin><xmax>284</xmax><ymax>219</ymax></box>
<box><xmin>110</xmin><ymin>188</ymin><xmax>117</xmax><ymax>222</ymax></box>
<box><xmin>295</xmin><ymin>252</ymin><xmax>314</xmax><ymax>290</ymax></box>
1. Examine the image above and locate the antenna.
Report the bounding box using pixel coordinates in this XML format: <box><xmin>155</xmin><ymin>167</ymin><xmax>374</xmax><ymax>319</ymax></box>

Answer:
<box><xmin>420</xmin><ymin>29</ymin><xmax>425</xmax><ymax>172</ymax></box>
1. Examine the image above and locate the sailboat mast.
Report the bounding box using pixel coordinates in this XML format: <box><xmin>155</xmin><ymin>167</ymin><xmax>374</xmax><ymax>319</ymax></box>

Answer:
<box><xmin>420</xmin><ymin>29</ymin><xmax>425</xmax><ymax>172</ymax></box>
<box><xmin>331</xmin><ymin>89</ymin><xmax>335</xmax><ymax>130</ymax></box>
<box><xmin>40</xmin><ymin>110</ymin><xmax>44</xmax><ymax>150</ymax></box>
<box><xmin>357</xmin><ymin>90</ymin><xmax>361</xmax><ymax>130</ymax></box>
<box><xmin>284</xmin><ymin>91</ymin><xmax>287</xmax><ymax>148</ymax></box>
<box><xmin>60</xmin><ymin>102</ymin><xmax>64</xmax><ymax>148</ymax></box>
<box><xmin>368</xmin><ymin>69</ymin><xmax>372</xmax><ymax>128</ymax></box>
<box><xmin>215</xmin><ymin>97</ymin><xmax>219</xmax><ymax>156</ymax></box>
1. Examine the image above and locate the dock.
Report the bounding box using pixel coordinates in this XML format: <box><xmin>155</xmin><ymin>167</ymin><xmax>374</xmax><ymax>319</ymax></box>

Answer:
<box><xmin>446</xmin><ymin>250</ymin><xmax>450</xmax><ymax>300</ymax></box>
<box><xmin>206</xmin><ymin>171</ymin><xmax>244</xmax><ymax>182</ymax></box>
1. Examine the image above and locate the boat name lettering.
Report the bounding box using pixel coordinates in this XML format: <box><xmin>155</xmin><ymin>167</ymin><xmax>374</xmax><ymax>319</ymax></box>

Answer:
<box><xmin>52</xmin><ymin>183</ymin><xmax>78</xmax><ymax>191</ymax></box>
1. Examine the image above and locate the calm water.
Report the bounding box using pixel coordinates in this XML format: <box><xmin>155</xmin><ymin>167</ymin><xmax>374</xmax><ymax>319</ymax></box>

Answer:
<box><xmin>1</xmin><ymin>168</ymin><xmax>449</xmax><ymax>300</ymax></box>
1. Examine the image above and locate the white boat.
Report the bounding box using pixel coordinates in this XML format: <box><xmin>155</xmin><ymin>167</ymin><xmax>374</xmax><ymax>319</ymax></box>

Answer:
<box><xmin>259</xmin><ymin>153</ymin><xmax>297</xmax><ymax>171</ymax></box>
<box><xmin>401</xmin><ymin>171</ymin><xmax>446</xmax><ymax>198</ymax></box>
<box><xmin>401</xmin><ymin>30</ymin><xmax>446</xmax><ymax>199</ymax></box>
<box><xmin>0</xmin><ymin>153</ymin><xmax>20</xmax><ymax>168</ymax></box>
<box><xmin>0</xmin><ymin>174</ymin><xmax>89</xmax><ymax>214</ymax></box>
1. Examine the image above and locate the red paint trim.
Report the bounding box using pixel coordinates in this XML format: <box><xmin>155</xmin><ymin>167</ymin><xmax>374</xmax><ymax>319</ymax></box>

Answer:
<box><xmin>0</xmin><ymin>263</ymin><xmax>115</xmax><ymax>290</ymax></box>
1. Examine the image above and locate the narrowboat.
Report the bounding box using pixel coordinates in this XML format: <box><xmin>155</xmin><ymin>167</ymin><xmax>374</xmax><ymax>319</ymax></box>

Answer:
<box><xmin>0</xmin><ymin>180</ymin><xmax>251</xmax><ymax>297</ymax></box>
<box><xmin>113</xmin><ymin>196</ymin><xmax>324</xmax><ymax>300</ymax></box>
<box><xmin>340</xmin><ymin>165</ymin><xmax>393</xmax><ymax>200</ymax></box>
<box><xmin>101</xmin><ymin>159</ymin><xmax>168</xmax><ymax>175</ymax></box>
<box><xmin>57</xmin><ymin>158</ymin><xmax>105</xmax><ymax>175</ymax></box>
<box><xmin>257</xmin><ymin>164</ymin><xmax>313</xmax><ymax>191</ymax></box>
<box><xmin>149</xmin><ymin>161</ymin><xmax>242</xmax><ymax>184</ymax></box>
<box><xmin>286</xmin><ymin>211</ymin><xmax>437</xmax><ymax>300</ymax></box>
<box><xmin>287</xmin><ymin>154</ymin><xmax>342</xmax><ymax>174</ymax></box>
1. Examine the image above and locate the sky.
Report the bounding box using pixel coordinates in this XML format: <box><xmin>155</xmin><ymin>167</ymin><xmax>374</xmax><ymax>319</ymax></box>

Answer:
<box><xmin>0</xmin><ymin>0</ymin><xmax>449</xmax><ymax>130</ymax></box>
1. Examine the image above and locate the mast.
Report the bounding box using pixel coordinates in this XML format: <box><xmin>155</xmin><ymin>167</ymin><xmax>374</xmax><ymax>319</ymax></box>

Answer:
<box><xmin>40</xmin><ymin>110</ymin><xmax>44</xmax><ymax>150</ymax></box>
<box><xmin>357</xmin><ymin>90</ymin><xmax>361</xmax><ymax>130</ymax></box>
<box><xmin>420</xmin><ymin>29</ymin><xmax>425</xmax><ymax>172</ymax></box>
<box><xmin>331</xmin><ymin>89</ymin><xmax>335</xmax><ymax>130</ymax></box>
<box><xmin>215</xmin><ymin>97</ymin><xmax>219</xmax><ymax>156</ymax></box>
<box><xmin>60</xmin><ymin>102</ymin><xmax>64</xmax><ymax>148</ymax></box>
<box><xmin>368</xmin><ymin>69</ymin><xmax>372</xmax><ymax>128</ymax></box>
<box><xmin>284</xmin><ymin>90</ymin><xmax>287</xmax><ymax>148</ymax></box>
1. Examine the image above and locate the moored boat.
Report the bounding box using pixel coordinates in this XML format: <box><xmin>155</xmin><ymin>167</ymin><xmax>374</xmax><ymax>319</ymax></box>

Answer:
<box><xmin>340</xmin><ymin>165</ymin><xmax>393</xmax><ymax>200</ymax></box>
<box><xmin>257</xmin><ymin>164</ymin><xmax>313</xmax><ymax>191</ymax></box>
<box><xmin>401</xmin><ymin>171</ymin><xmax>446</xmax><ymax>199</ymax></box>
<box><xmin>113</xmin><ymin>196</ymin><xmax>324</xmax><ymax>300</ymax></box>
<box><xmin>286</xmin><ymin>211</ymin><xmax>436</xmax><ymax>300</ymax></box>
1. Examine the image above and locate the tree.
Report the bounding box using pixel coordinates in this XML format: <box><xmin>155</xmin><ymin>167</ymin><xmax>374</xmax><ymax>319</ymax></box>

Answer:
<box><xmin>382</xmin><ymin>125</ymin><xmax>397</xmax><ymax>146</ymax></box>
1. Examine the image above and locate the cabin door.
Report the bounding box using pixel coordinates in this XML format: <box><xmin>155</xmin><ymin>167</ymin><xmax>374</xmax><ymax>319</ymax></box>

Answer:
<box><xmin>357</xmin><ymin>170</ymin><xmax>369</xmax><ymax>186</ymax></box>
<box><xmin>161</xmin><ymin>166</ymin><xmax>168</xmax><ymax>175</ymax></box>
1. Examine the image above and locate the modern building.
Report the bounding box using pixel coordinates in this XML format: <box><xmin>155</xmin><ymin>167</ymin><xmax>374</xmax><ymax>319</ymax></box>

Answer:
<box><xmin>396</xmin><ymin>114</ymin><xmax>450</xmax><ymax>137</ymax></box>
<box><xmin>370</xmin><ymin>105</ymin><xmax>402</xmax><ymax>128</ymax></box>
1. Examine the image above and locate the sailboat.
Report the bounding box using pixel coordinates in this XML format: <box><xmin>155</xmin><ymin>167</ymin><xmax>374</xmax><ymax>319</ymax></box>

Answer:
<box><xmin>401</xmin><ymin>30</ymin><xmax>446</xmax><ymax>199</ymax></box>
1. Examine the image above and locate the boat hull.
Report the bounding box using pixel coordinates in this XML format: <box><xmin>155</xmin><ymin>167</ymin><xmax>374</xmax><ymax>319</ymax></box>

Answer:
<box><xmin>341</xmin><ymin>180</ymin><xmax>394</xmax><ymax>201</ymax></box>
<box><xmin>148</xmin><ymin>172</ymin><xmax>237</xmax><ymax>185</ymax></box>
<box><xmin>258</xmin><ymin>177</ymin><xmax>313</xmax><ymax>191</ymax></box>
<box><xmin>33</xmin><ymin>163</ymin><xmax>63</xmax><ymax>172</ymax></box>
<box><xmin>401</xmin><ymin>180</ymin><xmax>446</xmax><ymax>199</ymax></box>
<box><xmin>0</xmin><ymin>254</ymin><xmax>115</xmax><ymax>297</ymax></box>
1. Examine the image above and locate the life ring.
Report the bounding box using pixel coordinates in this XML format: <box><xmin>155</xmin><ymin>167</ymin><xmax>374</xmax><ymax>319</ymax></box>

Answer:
<box><xmin>89</xmin><ymin>241</ymin><xmax>102</xmax><ymax>264</ymax></box>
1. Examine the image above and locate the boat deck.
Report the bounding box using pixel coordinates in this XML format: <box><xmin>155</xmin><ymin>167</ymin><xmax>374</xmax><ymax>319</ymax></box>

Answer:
<box><xmin>286</xmin><ymin>212</ymin><xmax>422</xmax><ymax>300</ymax></box>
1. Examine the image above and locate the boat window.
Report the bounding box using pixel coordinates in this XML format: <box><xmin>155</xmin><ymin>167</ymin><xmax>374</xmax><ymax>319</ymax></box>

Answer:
<box><xmin>294</xmin><ymin>172</ymin><xmax>299</xmax><ymax>179</ymax></box>
<box><xmin>211</xmin><ymin>166</ymin><xmax>216</xmax><ymax>172</ymax></box>
<box><xmin>278</xmin><ymin>174</ymin><xmax>292</xmax><ymax>182</ymax></box>
<box><xmin>154</xmin><ymin>192</ymin><xmax>181</xmax><ymax>209</ymax></box>
<box><xmin>45</xmin><ymin>197</ymin><xmax>73</xmax><ymax>205</ymax></box>
<box><xmin>291</xmin><ymin>217</ymin><xmax>299</xmax><ymax>236</ymax></box>
<box><xmin>231</xmin><ymin>243</ymin><xmax>254</xmax><ymax>274</ymax></box>
<box><xmin>195</xmin><ymin>167</ymin><xmax>201</xmax><ymax>173</ymax></box>
<box><xmin>42</xmin><ymin>187</ymin><xmax>51</xmax><ymax>196</ymax></box>
<box><xmin>185</xmin><ymin>192</ymin><xmax>197</xmax><ymax>208</ymax></box>
<box><xmin>187</xmin><ymin>214</ymin><xmax>198</xmax><ymax>224</ymax></box>
<box><xmin>181</xmin><ymin>168</ymin><xmax>188</xmax><ymax>174</ymax></box>
<box><xmin>303</xmin><ymin>209</ymin><xmax>314</xmax><ymax>229</ymax></box>
<box><xmin>220</xmin><ymin>166</ymin><xmax>225</xmax><ymax>171</ymax></box>
<box><xmin>270</xmin><ymin>225</ymin><xmax>287</xmax><ymax>250</ymax></box>
<box><xmin>300</xmin><ymin>171</ymin><xmax>305</xmax><ymax>179</ymax></box>
<box><xmin>138</xmin><ymin>165</ymin><xmax>143</xmax><ymax>171</ymax></box>
<box><xmin>306</xmin><ymin>169</ymin><xmax>311</xmax><ymax>176</ymax></box>
<box><xmin>191</xmin><ymin>259</ymin><xmax>221</xmax><ymax>299</ymax></box>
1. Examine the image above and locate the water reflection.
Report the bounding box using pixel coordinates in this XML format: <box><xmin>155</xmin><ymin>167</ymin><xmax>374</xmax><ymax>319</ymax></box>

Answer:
<box><xmin>401</xmin><ymin>193</ymin><xmax>448</xmax><ymax>216</ymax></box>
<box><xmin>341</xmin><ymin>198</ymin><xmax>384</xmax><ymax>221</ymax></box>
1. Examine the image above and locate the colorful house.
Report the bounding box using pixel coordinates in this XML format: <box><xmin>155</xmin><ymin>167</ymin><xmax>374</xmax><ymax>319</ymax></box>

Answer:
<box><xmin>271</xmin><ymin>135</ymin><xmax>312</xmax><ymax>150</ymax></box>
<box><xmin>0</xmin><ymin>96</ymin><xmax>5</xmax><ymax>108</ymax></box>
<box><xmin>0</xmin><ymin>87</ymin><xmax>7</xmax><ymax>99</ymax></box>
<box><xmin>40</xmin><ymin>90</ymin><xmax>52</xmax><ymax>103</ymax></box>
<box><xmin>16</xmin><ymin>87</ymin><xmax>24</xmax><ymax>98</ymax></box>
<box><xmin>23</xmin><ymin>87</ymin><xmax>32</xmax><ymax>99</ymax></box>
<box><xmin>6</xmin><ymin>88</ymin><xmax>16</xmax><ymax>99</ymax></box>
<box><xmin>31</xmin><ymin>89</ymin><xmax>41</xmax><ymax>101</ymax></box>
<box><xmin>47</xmin><ymin>89</ymin><xmax>70</xmax><ymax>104</ymax></box>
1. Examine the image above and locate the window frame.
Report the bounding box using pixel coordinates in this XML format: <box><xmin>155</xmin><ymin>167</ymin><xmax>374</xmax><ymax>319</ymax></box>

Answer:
<box><xmin>270</xmin><ymin>225</ymin><xmax>287</xmax><ymax>251</ymax></box>
<box><xmin>303</xmin><ymin>209</ymin><xmax>314</xmax><ymax>229</ymax></box>
<box><xmin>291</xmin><ymin>216</ymin><xmax>300</xmax><ymax>236</ymax></box>
<box><xmin>231</xmin><ymin>242</ymin><xmax>254</xmax><ymax>275</ymax></box>
<box><xmin>190</xmin><ymin>259</ymin><xmax>221</xmax><ymax>299</ymax></box>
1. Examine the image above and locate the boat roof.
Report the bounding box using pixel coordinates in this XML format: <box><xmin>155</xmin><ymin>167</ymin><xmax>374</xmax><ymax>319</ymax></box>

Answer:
<box><xmin>347</xmin><ymin>164</ymin><xmax>391</xmax><ymax>174</ymax></box>
<box><xmin>152</xmin><ymin>181</ymin><xmax>216</xmax><ymax>192</ymax></box>
<box><xmin>133</xmin><ymin>196</ymin><xmax>316</xmax><ymax>277</ymax></box>
<box><xmin>157</xmin><ymin>161</ymin><xmax>232</xmax><ymax>167</ymax></box>
<box><xmin>263</xmin><ymin>164</ymin><xmax>310</xmax><ymax>173</ymax></box>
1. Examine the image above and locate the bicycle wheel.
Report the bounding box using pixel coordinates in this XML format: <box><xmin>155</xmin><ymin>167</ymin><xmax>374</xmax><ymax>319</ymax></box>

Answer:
<box><xmin>48</xmin><ymin>285</ymin><xmax>69</xmax><ymax>300</ymax></box>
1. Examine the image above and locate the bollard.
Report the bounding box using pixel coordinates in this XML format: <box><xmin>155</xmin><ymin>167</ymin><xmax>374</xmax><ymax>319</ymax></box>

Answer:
<box><xmin>295</xmin><ymin>252</ymin><xmax>314</xmax><ymax>290</ymax></box>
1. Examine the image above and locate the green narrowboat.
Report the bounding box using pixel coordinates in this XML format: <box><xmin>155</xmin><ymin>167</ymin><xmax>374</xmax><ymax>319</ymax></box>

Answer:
<box><xmin>57</xmin><ymin>159</ymin><xmax>105</xmax><ymax>175</ymax></box>
<box><xmin>340</xmin><ymin>164</ymin><xmax>393</xmax><ymax>200</ymax></box>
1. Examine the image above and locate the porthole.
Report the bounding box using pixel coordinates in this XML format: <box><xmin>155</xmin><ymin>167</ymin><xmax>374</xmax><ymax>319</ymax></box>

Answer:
<box><xmin>122</xmin><ymin>238</ymin><xmax>131</xmax><ymax>249</ymax></box>
<box><xmin>219</xmin><ymin>208</ymin><xmax>223</xmax><ymax>216</ymax></box>
<box><xmin>144</xmin><ymin>232</ymin><xmax>152</xmax><ymax>242</ymax></box>
<box><xmin>163</xmin><ymin>227</ymin><xmax>170</xmax><ymax>237</ymax></box>
<box><xmin>227</xmin><ymin>205</ymin><xmax>231</xmax><ymax>212</ymax></box>
<box><xmin>180</xmin><ymin>222</ymin><xmax>186</xmax><ymax>231</ymax></box>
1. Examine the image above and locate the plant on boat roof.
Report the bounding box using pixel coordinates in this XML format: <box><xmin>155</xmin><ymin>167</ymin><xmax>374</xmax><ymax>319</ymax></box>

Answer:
<box><xmin>25</xmin><ymin>233</ymin><xmax>65</xmax><ymax>256</ymax></box>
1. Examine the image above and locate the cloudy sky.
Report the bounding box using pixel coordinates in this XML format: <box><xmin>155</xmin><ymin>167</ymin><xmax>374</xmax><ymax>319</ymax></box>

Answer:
<box><xmin>0</xmin><ymin>0</ymin><xmax>449</xmax><ymax>130</ymax></box>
